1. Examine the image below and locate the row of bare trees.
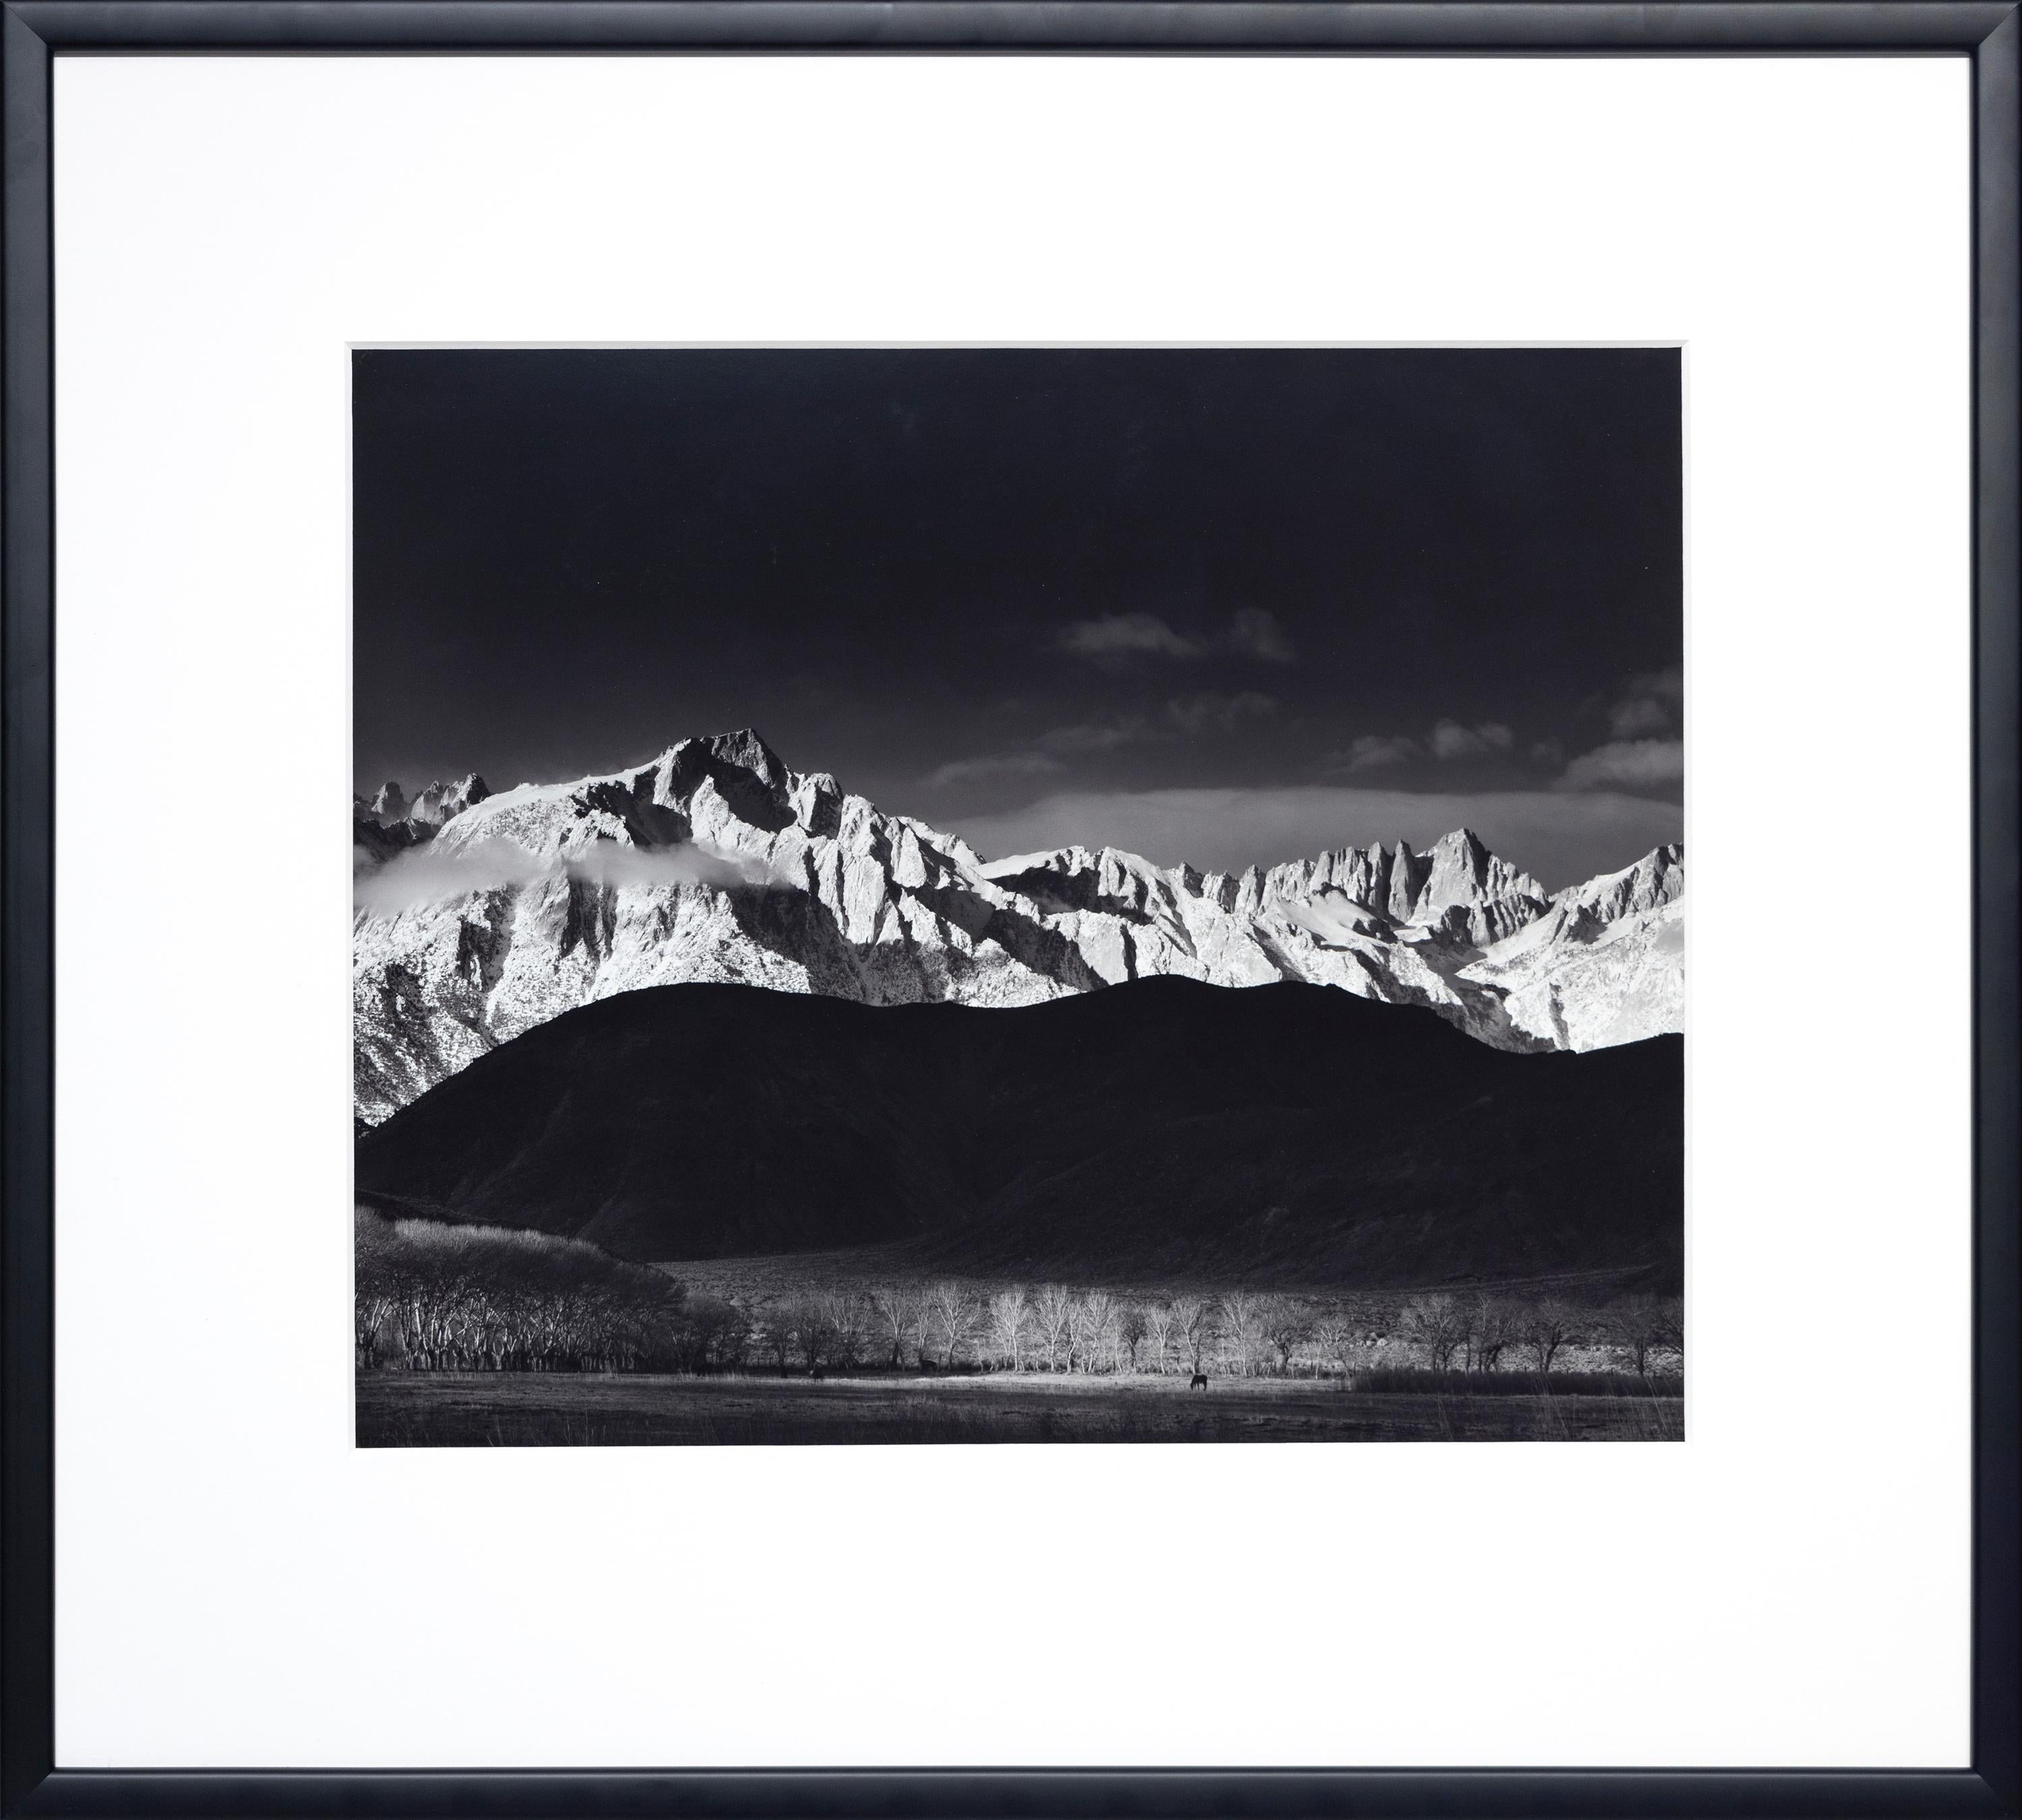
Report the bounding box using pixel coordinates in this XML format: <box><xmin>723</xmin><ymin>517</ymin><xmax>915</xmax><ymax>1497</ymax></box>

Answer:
<box><xmin>356</xmin><ymin>1211</ymin><xmax>749</xmax><ymax>1374</ymax></box>
<box><xmin>357</xmin><ymin>1211</ymin><xmax>1684</xmax><ymax>1381</ymax></box>
<box><xmin>741</xmin><ymin>1284</ymin><xmax>1682</xmax><ymax>1379</ymax></box>
<box><xmin>1395</xmin><ymin>1291</ymin><xmax>1682</xmax><ymax>1375</ymax></box>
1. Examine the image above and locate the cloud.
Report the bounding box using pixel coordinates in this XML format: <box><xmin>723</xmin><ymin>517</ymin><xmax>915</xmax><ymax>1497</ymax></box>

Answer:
<box><xmin>1056</xmin><ymin>609</ymin><xmax>1296</xmax><ymax>666</ymax></box>
<box><xmin>927</xmin><ymin>719</ymin><xmax>1157</xmax><ymax>789</ymax></box>
<box><xmin>1545</xmin><ymin>667</ymin><xmax>1683</xmax><ymax>795</ymax></box>
<box><xmin>1609</xmin><ymin>696</ymin><xmax>1673</xmax><ymax>738</ymax></box>
<box><xmin>1035</xmin><ymin>718</ymin><xmax>1153</xmax><ymax>756</ymax></box>
<box><xmin>1226</xmin><ymin>608</ymin><xmax>1295</xmax><ymax>663</ymax></box>
<box><xmin>355</xmin><ymin>835</ymin><xmax>787</xmax><ymax>914</ymax></box>
<box><xmin>923</xmin><ymin>751</ymin><xmax>1070</xmax><ymax>788</ymax></box>
<box><xmin>948</xmin><ymin>785</ymin><xmax>1682</xmax><ymax>892</ymax></box>
<box><xmin>1557</xmin><ymin>737</ymin><xmax>1684</xmax><ymax>794</ymax></box>
<box><xmin>1334</xmin><ymin>733</ymin><xmax>1424</xmax><ymax>772</ymax></box>
<box><xmin>931</xmin><ymin>696</ymin><xmax>1272</xmax><ymax>787</ymax></box>
<box><xmin>567</xmin><ymin>843</ymin><xmax>788</xmax><ymax>892</ymax></box>
<box><xmin>1057</xmin><ymin>612</ymin><xmax>1204</xmax><ymax>661</ymax></box>
<box><xmin>1630</xmin><ymin>662</ymin><xmax>1684</xmax><ymax>702</ymax></box>
<box><xmin>1605</xmin><ymin>663</ymin><xmax>1683</xmax><ymax>739</ymax></box>
<box><xmin>1165</xmin><ymin>691</ymin><xmax>1278</xmax><ymax>735</ymax></box>
<box><xmin>1343</xmin><ymin>719</ymin><xmax>1514</xmax><ymax>768</ymax></box>
<box><xmin>1430</xmin><ymin>719</ymin><xmax>1514</xmax><ymax>760</ymax></box>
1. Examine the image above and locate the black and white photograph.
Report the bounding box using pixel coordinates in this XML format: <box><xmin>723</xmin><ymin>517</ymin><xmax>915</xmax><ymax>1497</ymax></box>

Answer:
<box><xmin>352</xmin><ymin>346</ymin><xmax>1685</xmax><ymax>1445</ymax></box>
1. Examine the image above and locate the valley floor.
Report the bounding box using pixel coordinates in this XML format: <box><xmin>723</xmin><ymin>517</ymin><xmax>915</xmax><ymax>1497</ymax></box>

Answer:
<box><xmin>355</xmin><ymin>1369</ymin><xmax>1683</xmax><ymax>1447</ymax></box>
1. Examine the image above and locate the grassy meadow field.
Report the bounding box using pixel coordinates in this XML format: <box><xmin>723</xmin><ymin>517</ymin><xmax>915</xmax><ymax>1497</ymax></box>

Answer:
<box><xmin>357</xmin><ymin>1366</ymin><xmax>1683</xmax><ymax>1447</ymax></box>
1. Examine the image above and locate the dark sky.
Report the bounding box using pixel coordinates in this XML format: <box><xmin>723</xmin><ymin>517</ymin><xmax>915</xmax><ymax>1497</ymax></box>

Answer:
<box><xmin>355</xmin><ymin>348</ymin><xmax>1682</xmax><ymax>886</ymax></box>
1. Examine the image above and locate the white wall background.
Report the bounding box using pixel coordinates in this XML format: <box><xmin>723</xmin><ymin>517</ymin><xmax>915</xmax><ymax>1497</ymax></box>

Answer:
<box><xmin>52</xmin><ymin>55</ymin><xmax>1971</xmax><ymax>1769</ymax></box>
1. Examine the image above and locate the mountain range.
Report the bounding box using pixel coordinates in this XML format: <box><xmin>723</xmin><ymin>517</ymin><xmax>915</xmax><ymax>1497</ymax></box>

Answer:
<box><xmin>353</xmin><ymin>728</ymin><xmax>1684</xmax><ymax>1126</ymax></box>
<box><xmin>355</xmin><ymin>977</ymin><xmax>1684</xmax><ymax>1287</ymax></box>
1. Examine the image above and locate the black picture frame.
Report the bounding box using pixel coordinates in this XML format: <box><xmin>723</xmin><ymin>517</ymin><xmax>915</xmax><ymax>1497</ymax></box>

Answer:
<box><xmin>3</xmin><ymin>5</ymin><xmax>2016</xmax><ymax>1815</ymax></box>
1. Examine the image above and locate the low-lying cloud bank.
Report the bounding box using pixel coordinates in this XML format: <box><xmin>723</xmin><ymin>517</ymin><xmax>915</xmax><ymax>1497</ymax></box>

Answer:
<box><xmin>949</xmin><ymin>787</ymin><xmax>1684</xmax><ymax>892</ymax></box>
<box><xmin>1556</xmin><ymin>737</ymin><xmax>1684</xmax><ymax>794</ymax></box>
<box><xmin>355</xmin><ymin>837</ymin><xmax>787</xmax><ymax>914</ymax></box>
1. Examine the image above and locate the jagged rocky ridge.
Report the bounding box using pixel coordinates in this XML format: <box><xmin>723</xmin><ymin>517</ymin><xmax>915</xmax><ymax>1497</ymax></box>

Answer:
<box><xmin>353</xmin><ymin>729</ymin><xmax>1684</xmax><ymax>1125</ymax></box>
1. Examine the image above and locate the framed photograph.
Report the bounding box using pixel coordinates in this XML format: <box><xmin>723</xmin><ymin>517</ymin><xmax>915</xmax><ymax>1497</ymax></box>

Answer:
<box><xmin>4</xmin><ymin>4</ymin><xmax>2015</xmax><ymax>1814</ymax></box>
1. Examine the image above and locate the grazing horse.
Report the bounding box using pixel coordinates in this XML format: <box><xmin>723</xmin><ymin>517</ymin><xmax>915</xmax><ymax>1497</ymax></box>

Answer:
<box><xmin>809</xmin><ymin>1365</ymin><xmax>825</xmax><ymax>1382</ymax></box>
<box><xmin>1189</xmin><ymin>1370</ymin><xmax>1209</xmax><ymax>1390</ymax></box>
<box><xmin>919</xmin><ymin>1356</ymin><xmax>939</xmax><ymax>1373</ymax></box>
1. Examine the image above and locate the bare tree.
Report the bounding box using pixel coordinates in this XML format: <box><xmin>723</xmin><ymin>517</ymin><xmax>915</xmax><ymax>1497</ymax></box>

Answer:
<box><xmin>1655</xmin><ymin>1295</ymin><xmax>1684</xmax><ymax>1360</ymax></box>
<box><xmin>696</xmin><ymin>1298</ymin><xmax>754</xmax><ymax>1374</ymax></box>
<box><xmin>1469</xmin><ymin>1295</ymin><xmax>1518</xmax><ymax>1372</ymax></box>
<box><xmin>1402</xmin><ymin>1293</ymin><xmax>1469</xmax><ymax>1371</ymax></box>
<box><xmin>355</xmin><ymin>1285</ymin><xmax>397</xmax><ymax>1369</ymax></box>
<box><xmin>1221</xmin><ymin>1290</ymin><xmax>1267</xmax><ymax>1376</ymax></box>
<box><xmin>822</xmin><ymin>1289</ymin><xmax>868</xmax><ymax>1372</ymax></box>
<box><xmin>929</xmin><ymin>1279</ymin><xmax>976</xmax><ymax>1368</ymax></box>
<box><xmin>762</xmin><ymin>1299</ymin><xmax>796</xmax><ymax>1374</ymax></box>
<box><xmin>1261</xmin><ymin>1297</ymin><xmax>1312</xmax><ymax>1376</ymax></box>
<box><xmin>1119</xmin><ymin>1304</ymin><xmax>1151</xmax><ymax>1372</ymax></box>
<box><xmin>870</xmin><ymin>1283</ymin><xmax>919</xmax><ymax>1368</ymax></box>
<box><xmin>1172</xmin><ymin>1294</ymin><xmax>1219</xmax><ymax>1378</ymax></box>
<box><xmin>1521</xmin><ymin>1297</ymin><xmax>1579</xmax><ymax>1374</ymax></box>
<box><xmin>1031</xmin><ymin>1283</ymin><xmax>1074</xmax><ymax>1372</ymax></box>
<box><xmin>1074</xmin><ymin>1290</ymin><xmax>1118</xmax><ymax>1374</ymax></box>
<box><xmin>791</xmin><ymin>1298</ymin><xmax>833</xmax><ymax>1374</ymax></box>
<box><xmin>909</xmin><ymin>1290</ymin><xmax>938</xmax><ymax>1369</ymax></box>
<box><xmin>1605</xmin><ymin>1295</ymin><xmax>1682</xmax><ymax>1375</ymax></box>
<box><xmin>1144</xmin><ymin>1300</ymin><xmax>1177</xmax><ymax>1374</ymax></box>
<box><xmin>988</xmin><ymin>1287</ymin><xmax>1031</xmax><ymax>1372</ymax></box>
<box><xmin>1310</xmin><ymin>1302</ymin><xmax>1364</xmax><ymax>1381</ymax></box>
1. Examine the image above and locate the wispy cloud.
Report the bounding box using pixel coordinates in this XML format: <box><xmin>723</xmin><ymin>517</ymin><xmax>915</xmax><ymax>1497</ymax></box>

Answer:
<box><xmin>1056</xmin><ymin>613</ymin><xmax>1204</xmax><ymax>661</ymax></box>
<box><xmin>1057</xmin><ymin>609</ymin><xmax>1296</xmax><ymax>667</ymax></box>
<box><xmin>355</xmin><ymin>837</ymin><xmax>787</xmax><ymax>915</ymax></box>
<box><xmin>1605</xmin><ymin>663</ymin><xmax>1683</xmax><ymax>739</ymax></box>
<box><xmin>1165</xmin><ymin>691</ymin><xmax>1278</xmax><ymax>735</ymax></box>
<box><xmin>1226</xmin><ymin>608</ymin><xmax>1295</xmax><ymax>663</ymax></box>
<box><xmin>1555</xmin><ymin>667</ymin><xmax>1684</xmax><ymax>797</ymax></box>
<box><xmin>1557</xmin><ymin>737</ymin><xmax>1684</xmax><ymax>794</ymax></box>
<box><xmin>1430</xmin><ymin>719</ymin><xmax>1514</xmax><ymax>760</ymax></box>
<box><xmin>1036</xmin><ymin>718</ymin><xmax>1154</xmax><ymax>756</ymax></box>
<box><xmin>1330</xmin><ymin>719</ymin><xmax>1514</xmax><ymax>773</ymax></box>
<box><xmin>1333</xmin><ymin>733</ymin><xmax>1424</xmax><ymax>773</ymax></box>
<box><xmin>929</xmin><ymin>696</ymin><xmax>1270</xmax><ymax>791</ymax></box>
<box><xmin>923</xmin><ymin>752</ymin><xmax>1070</xmax><ymax>789</ymax></box>
<box><xmin>1608</xmin><ymin>696</ymin><xmax>1673</xmax><ymax>738</ymax></box>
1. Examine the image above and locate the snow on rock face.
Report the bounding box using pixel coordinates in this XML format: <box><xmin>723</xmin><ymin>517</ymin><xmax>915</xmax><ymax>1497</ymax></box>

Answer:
<box><xmin>361</xmin><ymin>773</ymin><xmax>491</xmax><ymax>832</ymax></box>
<box><xmin>1464</xmin><ymin>897</ymin><xmax>1685</xmax><ymax>1051</ymax></box>
<box><xmin>407</xmin><ymin>773</ymin><xmax>491</xmax><ymax>828</ymax></box>
<box><xmin>353</xmin><ymin>728</ymin><xmax>1685</xmax><ymax>1124</ymax></box>
<box><xmin>1558</xmin><ymin>842</ymin><xmax>1683</xmax><ymax>923</ymax></box>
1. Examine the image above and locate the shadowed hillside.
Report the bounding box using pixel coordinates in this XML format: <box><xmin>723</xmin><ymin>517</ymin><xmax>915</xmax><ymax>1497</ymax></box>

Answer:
<box><xmin>355</xmin><ymin>979</ymin><xmax>1682</xmax><ymax>1288</ymax></box>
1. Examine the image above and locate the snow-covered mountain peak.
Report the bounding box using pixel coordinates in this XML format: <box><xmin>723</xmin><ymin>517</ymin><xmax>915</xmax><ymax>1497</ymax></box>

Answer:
<box><xmin>408</xmin><ymin>773</ymin><xmax>491</xmax><ymax>828</ymax></box>
<box><xmin>353</xmin><ymin>730</ymin><xmax>1685</xmax><ymax>1124</ymax></box>
<box><xmin>1556</xmin><ymin>841</ymin><xmax>1684</xmax><ymax>921</ymax></box>
<box><xmin>653</xmin><ymin>726</ymin><xmax>792</xmax><ymax>795</ymax></box>
<box><xmin>359</xmin><ymin>772</ymin><xmax>491</xmax><ymax>833</ymax></box>
<box><xmin>1412</xmin><ymin>826</ymin><xmax>1549</xmax><ymax>945</ymax></box>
